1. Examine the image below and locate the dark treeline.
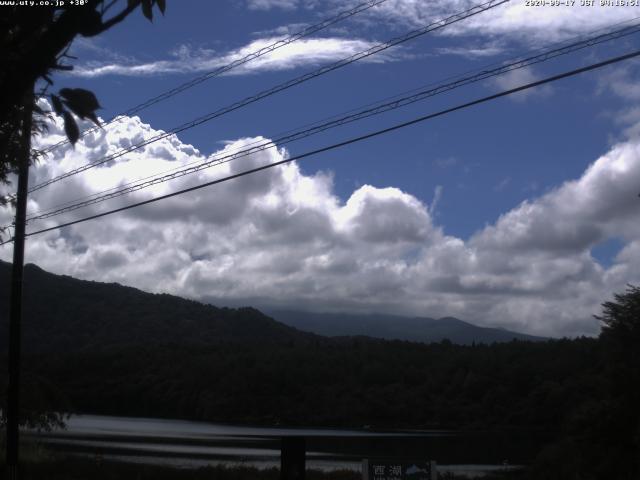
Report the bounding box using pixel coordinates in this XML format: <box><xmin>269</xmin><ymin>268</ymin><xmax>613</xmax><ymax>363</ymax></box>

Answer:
<box><xmin>0</xmin><ymin>261</ymin><xmax>314</xmax><ymax>354</ymax></box>
<box><xmin>1</xmin><ymin>262</ymin><xmax>639</xmax><ymax>478</ymax></box>
<box><xmin>10</xmin><ymin>330</ymin><xmax>635</xmax><ymax>480</ymax></box>
<box><xmin>16</xmin><ymin>337</ymin><xmax>601</xmax><ymax>431</ymax></box>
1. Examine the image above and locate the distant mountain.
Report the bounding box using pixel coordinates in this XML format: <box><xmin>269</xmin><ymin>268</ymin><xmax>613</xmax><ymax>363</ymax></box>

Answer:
<box><xmin>0</xmin><ymin>260</ymin><xmax>544</xmax><ymax>355</ymax></box>
<box><xmin>265</xmin><ymin>310</ymin><xmax>547</xmax><ymax>344</ymax></box>
<box><xmin>0</xmin><ymin>261</ymin><xmax>312</xmax><ymax>353</ymax></box>
<box><xmin>1</xmin><ymin>262</ymin><xmax>588</xmax><ymax>433</ymax></box>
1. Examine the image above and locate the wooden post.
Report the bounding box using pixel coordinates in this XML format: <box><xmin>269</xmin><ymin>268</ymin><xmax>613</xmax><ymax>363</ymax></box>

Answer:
<box><xmin>281</xmin><ymin>436</ymin><xmax>306</xmax><ymax>480</ymax></box>
<box><xmin>6</xmin><ymin>83</ymin><xmax>34</xmax><ymax>480</ymax></box>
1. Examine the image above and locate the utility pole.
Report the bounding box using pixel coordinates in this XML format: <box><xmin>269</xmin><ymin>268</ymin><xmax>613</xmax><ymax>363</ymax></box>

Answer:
<box><xmin>6</xmin><ymin>83</ymin><xmax>34</xmax><ymax>480</ymax></box>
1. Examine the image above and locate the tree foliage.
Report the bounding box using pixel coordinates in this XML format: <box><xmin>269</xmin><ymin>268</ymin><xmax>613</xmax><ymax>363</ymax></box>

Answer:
<box><xmin>595</xmin><ymin>285</ymin><xmax>640</xmax><ymax>479</ymax></box>
<box><xmin>2</xmin><ymin>264</ymin><xmax>640</xmax><ymax>476</ymax></box>
<box><xmin>529</xmin><ymin>285</ymin><xmax>640</xmax><ymax>480</ymax></box>
<box><xmin>0</xmin><ymin>0</ymin><xmax>166</xmax><ymax>429</ymax></box>
<box><xmin>0</xmin><ymin>0</ymin><xmax>166</xmax><ymax>207</ymax></box>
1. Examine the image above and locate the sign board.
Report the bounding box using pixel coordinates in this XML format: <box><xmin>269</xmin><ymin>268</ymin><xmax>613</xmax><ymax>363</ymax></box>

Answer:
<box><xmin>363</xmin><ymin>459</ymin><xmax>437</xmax><ymax>480</ymax></box>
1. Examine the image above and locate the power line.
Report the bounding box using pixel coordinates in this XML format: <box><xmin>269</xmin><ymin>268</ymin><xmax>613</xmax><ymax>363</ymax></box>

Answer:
<box><xmin>36</xmin><ymin>0</ymin><xmax>391</xmax><ymax>156</ymax></box>
<box><xmin>2</xmin><ymin>47</ymin><xmax>637</xmax><ymax>245</ymax></box>
<box><xmin>13</xmin><ymin>17</ymin><xmax>640</xmax><ymax>226</ymax></box>
<box><xmin>28</xmin><ymin>0</ymin><xmax>509</xmax><ymax>193</ymax></box>
<box><xmin>23</xmin><ymin>20</ymin><xmax>640</xmax><ymax>223</ymax></box>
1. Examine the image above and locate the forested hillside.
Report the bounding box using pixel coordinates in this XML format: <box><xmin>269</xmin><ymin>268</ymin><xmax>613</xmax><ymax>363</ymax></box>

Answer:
<box><xmin>1</xmin><ymin>262</ymin><xmax>639</xmax><ymax>478</ymax></box>
<box><xmin>19</xmin><ymin>337</ymin><xmax>601</xmax><ymax>430</ymax></box>
<box><xmin>1</xmin><ymin>261</ymin><xmax>544</xmax><ymax>351</ymax></box>
<box><xmin>0</xmin><ymin>261</ymin><xmax>312</xmax><ymax>353</ymax></box>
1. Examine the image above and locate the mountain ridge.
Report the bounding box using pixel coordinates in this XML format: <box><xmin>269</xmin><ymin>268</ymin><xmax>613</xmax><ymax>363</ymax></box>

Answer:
<box><xmin>265</xmin><ymin>310</ymin><xmax>547</xmax><ymax>344</ymax></box>
<box><xmin>0</xmin><ymin>260</ymin><xmax>312</xmax><ymax>353</ymax></box>
<box><xmin>0</xmin><ymin>260</ymin><xmax>545</xmax><ymax>352</ymax></box>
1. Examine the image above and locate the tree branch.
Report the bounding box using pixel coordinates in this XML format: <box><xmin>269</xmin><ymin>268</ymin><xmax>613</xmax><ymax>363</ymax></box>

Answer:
<box><xmin>94</xmin><ymin>0</ymin><xmax>141</xmax><ymax>35</ymax></box>
<box><xmin>102</xmin><ymin>0</ymin><xmax>120</xmax><ymax>15</ymax></box>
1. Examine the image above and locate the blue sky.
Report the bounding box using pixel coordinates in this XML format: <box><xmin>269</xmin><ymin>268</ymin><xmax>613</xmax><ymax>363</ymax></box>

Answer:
<box><xmin>2</xmin><ymin>0</ymin><xmax>640</xmax><ymax>337</ymax></box>
<box><xmin>62</xmin><ymin>0</ymin><xmax>636</xmax><ymax>237</ymax></box>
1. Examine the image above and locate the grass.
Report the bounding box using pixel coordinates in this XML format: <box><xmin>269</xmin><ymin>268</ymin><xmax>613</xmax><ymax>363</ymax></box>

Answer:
<box><xmin>0</xmin><ymin>456</ymin><xmax>363</xmax><ymax>480</ymax></box>
<box><xmin>0</xmin><ymin>457</ymin><xmax>527</xmax><ymax>480</ymax></box>
<box><xmin>0</xmin><ymin>440</ymin><xmax>526</xmax><ymax>480</ymax></box>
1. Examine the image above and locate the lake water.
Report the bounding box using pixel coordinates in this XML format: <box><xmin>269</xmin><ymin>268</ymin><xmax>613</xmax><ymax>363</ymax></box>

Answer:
<box><xmin>30</xmin><ymin>414</ymin><xmax>543</xmax><ymax>478</ymax></box>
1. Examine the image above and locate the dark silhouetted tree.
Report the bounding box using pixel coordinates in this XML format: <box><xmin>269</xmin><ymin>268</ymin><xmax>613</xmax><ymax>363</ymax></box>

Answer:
<box><xmin>0</xmin><ymin>0</ymin><xmax>166</xmax><ymax>434</ymax></box>
<box><xmin>0</xmin><ymin>0</ymin><xmax>166</xmax><ymax>208</ymax></box>
<box><xmin>595</xmin><ymin>285</ymin><xmax>640</xmax><ymax>479</ymax></box>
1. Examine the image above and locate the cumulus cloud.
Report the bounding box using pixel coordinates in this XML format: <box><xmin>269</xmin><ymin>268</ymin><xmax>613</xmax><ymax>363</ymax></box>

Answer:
<box><xmin>596</xmin><ymin>62</ymin><xmax>640</xmax><ymax>139</ymax></box>
<box><xmin>71</xmin><ymin>37</ymin><xmax>392</xmax><ymax>78</ymax></box>
<box><xmin>1</xmin><ymin>108</ymin><xmax>640</xmax><ymax>338</ymax></box>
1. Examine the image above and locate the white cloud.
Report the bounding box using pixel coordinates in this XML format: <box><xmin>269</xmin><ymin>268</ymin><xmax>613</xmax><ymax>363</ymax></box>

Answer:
<box><xmin>68</xmin><ymin>1</ymin><xmax>635</xmax><ymax>81</ymax></box>
<box><xmin>71</xmin><ymin>36</ymin><xmax>391</xmax><ymax>78</ymax></box>
<box><xmin>247</xmin><ymin>0</ymin><xmax>300</xmax><ymax>10</ymax></box>
<box><xmin>597</xmin><ymin>62</ymin><xmax>640</xmax><ymax>102</ymax></box>
<box><xmin>596</xmin><ymin>62</ymin><xmax>640</xmax><ymax>139</ymax></box>
<box><xmin>436</xmin><ymin>42</ymin><xmax>505</xmax><ymax>59</ymax></box>
<box><xmin>326</xmin><ymin>0</ymin><xmax>638</xmax><ymax>43</ymax></box>
<box><xmin>493</xmin><ymin>176</ymin><xmax>511</xmax><ymax>192</ymax></box>
<box><xmin>433</xmin><ymin>156</ymin><xmax>458</xmax><ymax>168</ymax></box>
<box><xmin>489</xmin><ymin>66</ymin><xmax>553</xmax><ymax>101</ymax></box>
<box><xmin>2</xmin><ymin>108</ymin><xmax>640</xmax><ymax>338</ymax></box>
<box><xmin>429</xmin><ymin>185</ymin><xmax>443</xmax><ymax>216</ymax></box>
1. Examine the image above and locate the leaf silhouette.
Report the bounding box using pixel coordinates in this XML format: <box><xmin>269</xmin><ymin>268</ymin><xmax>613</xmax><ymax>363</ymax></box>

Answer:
<box><xmin>50</xmin><ymin>95</ymin><xmax>65</xmax><ymax>116</ymax></box>
<box><xmin>77</xmin><ymin>9</ymin><xmax>103</xmax><ymax>37</ymax></box>
<box><xmin>85</xmin><ymin>111</ymin><xmax>102</xmax><ymax>128</ymax></box>
<box><xmin>59</xmin><ymin>88</ymin><xmax>101</xmax><ymax>112</ymax></box>
<box><xmin>156</xmin><ymin>0</ymin><xmax>166</xmax><ymax>15</ymax></box>
<box><xmin>63</xmin><ymin>111</ymin><xmax>80</xmax><ymax>146</ymax></box>
<box><xmin>142</xmin><ymin>0</ymin><xmax>153</xmax><ymax>21</ymax></box>
<box><xmin>59</xmin><ymin>88</ymin><xmax>102</xmax><ymax>127</ymax></box>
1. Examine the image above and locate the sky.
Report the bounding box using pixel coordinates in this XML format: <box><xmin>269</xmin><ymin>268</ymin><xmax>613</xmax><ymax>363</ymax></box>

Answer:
<box><xmin>2</xmin><ymin>0</ymin><xmax>640</xmax><ymax>337</ymax></box>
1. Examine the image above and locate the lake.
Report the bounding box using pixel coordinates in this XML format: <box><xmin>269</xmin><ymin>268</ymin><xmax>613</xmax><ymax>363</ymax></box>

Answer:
<box><xmin>30</xmin><ymin>414</ymin><xmax>547</xmax><ymax>477</ymax></box>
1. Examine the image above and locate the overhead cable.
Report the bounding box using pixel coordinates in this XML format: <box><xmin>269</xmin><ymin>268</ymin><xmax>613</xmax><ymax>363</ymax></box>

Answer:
<box><xmin>29</xmin><ymin>0</ymin><xmax>509</xmax><ymax>193</ymax></box>
<box><xmin>37</xmin><ymin>0</ymin><xmax>391</xmax><ymax>155</ymax></box>
<box><xmin>24</xmin><ymin>20</ymin><xmax>640</xmax><ymax>223</ymax></box>
<box><xmin>1</xmin><ymin>47</ymin><xmax>636</xmax><ymax>245</ymax></box>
